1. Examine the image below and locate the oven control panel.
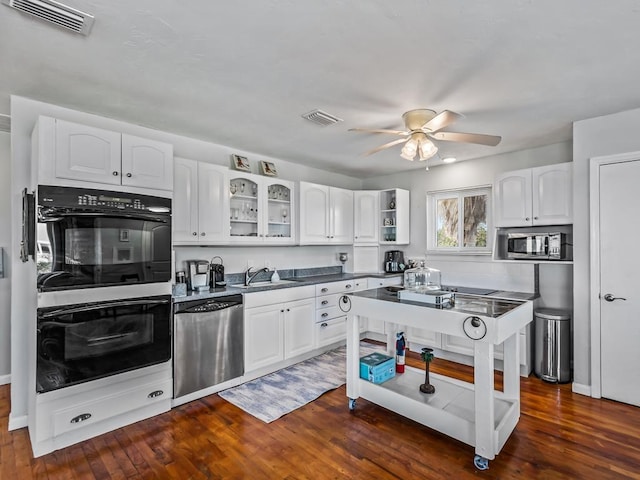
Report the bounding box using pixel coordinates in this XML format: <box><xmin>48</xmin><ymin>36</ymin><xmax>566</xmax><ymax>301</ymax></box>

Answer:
<box><xmin>38</xmin><ymin>184</ymin><xmax>171</xmax><ymax>212</ymax></box>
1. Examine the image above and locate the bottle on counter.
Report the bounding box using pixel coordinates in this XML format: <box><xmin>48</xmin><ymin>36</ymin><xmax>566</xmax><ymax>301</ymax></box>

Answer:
<box><xmin>271</xmin><ymin>269</ymin><xmax>280</xmax><ymax>282</ymax></box>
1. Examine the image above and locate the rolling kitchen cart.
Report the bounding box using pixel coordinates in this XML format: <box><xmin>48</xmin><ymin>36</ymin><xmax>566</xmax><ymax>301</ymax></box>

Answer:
<box><xmin>344</xmin><ymin>289</ymin><xmax>533</xmax><ymax>470</ymax></box>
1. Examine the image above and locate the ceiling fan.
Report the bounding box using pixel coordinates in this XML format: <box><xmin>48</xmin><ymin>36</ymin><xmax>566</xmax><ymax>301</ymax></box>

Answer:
<box><xmin>349</xmin><ymin>109</ymin><xmax>501</xmax><ymax>162</ymax></box>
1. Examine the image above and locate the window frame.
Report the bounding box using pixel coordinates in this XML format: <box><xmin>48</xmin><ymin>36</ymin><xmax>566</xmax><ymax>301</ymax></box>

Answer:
<box><xmin>426</xmin><ymin>185</ymin><xmax>493</xmax><ymax>255</ymax></box>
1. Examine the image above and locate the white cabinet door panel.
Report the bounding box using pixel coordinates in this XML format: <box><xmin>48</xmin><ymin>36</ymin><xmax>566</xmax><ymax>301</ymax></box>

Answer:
<box><xmin>197</xmin><ymin>163</ymin><xmax>229</xmax><ymax>242</ymax></box>
<box><xmin>121</xmin><ymin>134</ymin><xmax>173</xmax><ymax>191</ymax></box>
<box><xmin>55</xmin><ymin>120</ymin><xmax>121</xmax><ymax>185</ymax></box>
<box><xmin>244</xmin><ymin>305</ymin><xmax>284</xmax><ymax>372</ymax></box>
<box><xmin>284</xmin><ymin>299</ymin><xmax>315</xmax><ymax>358</ymax></box>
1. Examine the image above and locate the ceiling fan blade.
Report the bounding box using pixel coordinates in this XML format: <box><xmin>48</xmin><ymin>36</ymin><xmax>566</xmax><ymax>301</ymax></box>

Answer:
<box><xmin>422</xmin><ymin>110</ymin><xmax>463</xmax><ymax>132</ymax></box>
<box><xmin>363</xmin><ymin>137</ymin><xmax>408</xmax><ymax>156</ymax></box>
<box><xmin>349</xmin><ymin>127</ymin><xmax>408</xmax><ymax>136</ymax></box>
<box><xmin>430</xmin><ymin>131</ymin><xmax>502</xmax><ymax>146</ymax></box>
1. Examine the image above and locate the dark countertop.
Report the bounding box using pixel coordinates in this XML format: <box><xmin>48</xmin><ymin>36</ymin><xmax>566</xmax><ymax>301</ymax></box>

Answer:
<box><xmin>172</xmin><ymin>266</ymin><xmax>536</xmax><ymax>305</ymax></box>
<box><xmin>352</xmin><ymin>288</ymin><xmax>527</xmax><ymax>318</ymax></box>
<box><xmin>172</xmin><ymin>271</ymin><xmax>404</xmax><ymax>303</ymax></box>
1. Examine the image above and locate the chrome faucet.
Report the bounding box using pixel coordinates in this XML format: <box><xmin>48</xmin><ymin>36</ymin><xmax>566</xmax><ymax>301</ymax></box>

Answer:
<box><xmin>244</xmin><ymin>267</ymin><xmax>269</xmax><ymax>286</ymax></box>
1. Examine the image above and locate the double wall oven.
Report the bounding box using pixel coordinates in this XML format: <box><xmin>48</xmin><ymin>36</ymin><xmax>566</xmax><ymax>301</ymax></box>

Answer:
<box><xmin>34</xmin><ymin>185</ymin><xmax>173</xmax><ymax>393</ymax></box>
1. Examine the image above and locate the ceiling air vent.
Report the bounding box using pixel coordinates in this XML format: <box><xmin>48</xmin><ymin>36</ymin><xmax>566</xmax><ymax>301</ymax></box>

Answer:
<box><xmin>2</xmin><ymin>0</ymin><xmax>95</xmax><ymax>35</ymax></box>
<box><xmin>0</xmin><ymin>115</ymin><xmax>10</xmax><ymax>134</ymax></box>
<box><xmin>301</xmin><ymin>109</ymin><xmax>343</xmax><ymax>127</ymax></box>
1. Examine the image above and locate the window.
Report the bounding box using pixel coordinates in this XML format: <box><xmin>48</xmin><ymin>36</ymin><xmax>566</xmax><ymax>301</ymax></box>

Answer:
<box><xmin>426</xmin><ymin>187</ymin><xmax>492</xmax><ymax>254</ymax></box>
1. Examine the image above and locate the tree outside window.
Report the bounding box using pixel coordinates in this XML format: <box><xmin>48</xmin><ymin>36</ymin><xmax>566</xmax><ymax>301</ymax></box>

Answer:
<box><xmin>427</xmin><ymin>187</ymin><xmax>492</xmax><ymax>254</ymax></box>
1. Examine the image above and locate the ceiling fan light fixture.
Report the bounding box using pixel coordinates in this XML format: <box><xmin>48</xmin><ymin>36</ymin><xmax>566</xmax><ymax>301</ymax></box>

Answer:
<box><xmin>418</xmin><ymin>138</ymin><xmax>437</xmax><ymax>161</ymax></box>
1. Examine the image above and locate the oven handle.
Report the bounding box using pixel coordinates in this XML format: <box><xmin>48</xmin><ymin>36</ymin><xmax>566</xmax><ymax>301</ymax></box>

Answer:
<box><xmin>39</xmin><ymin>210</ymin><xmax>169</xmax><ymax>223</ymax></box>
<box><xmin>39</xmin><ymin>298</ymin><xmax>170</xmax><ymax>319</ymax></box>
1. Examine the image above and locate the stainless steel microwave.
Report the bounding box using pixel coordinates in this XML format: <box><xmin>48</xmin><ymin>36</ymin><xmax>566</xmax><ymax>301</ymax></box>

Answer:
<box><xmin>506</xmin><ymin>232</ymin><xmax>567</xmax><ymax>260</ymax></box>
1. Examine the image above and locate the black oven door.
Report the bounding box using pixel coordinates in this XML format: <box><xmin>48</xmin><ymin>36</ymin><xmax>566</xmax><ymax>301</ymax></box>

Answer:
<box><xmin>37</xmin><ymin>212</ymin><xmax>171</xmax><ymax>291</ymax></box>
<box><xmin>36</xmin><ymin>295</ymin><xmax>172</xmax><ymax>393</ymax></box>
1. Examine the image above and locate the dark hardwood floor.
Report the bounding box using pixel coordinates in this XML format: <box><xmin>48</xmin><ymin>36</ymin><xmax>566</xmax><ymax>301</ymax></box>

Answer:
<box><xmin>2</xmin><ymin>349</ymin><xmax>640</xmax><ymax>479</ymax></box>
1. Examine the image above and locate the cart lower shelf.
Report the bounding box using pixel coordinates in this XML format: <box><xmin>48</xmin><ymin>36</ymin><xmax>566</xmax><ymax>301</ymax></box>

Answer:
<box><xmin>350</xmin><ymin>366</ymin><xmax>519</xmax><ymax>456</ymax></box>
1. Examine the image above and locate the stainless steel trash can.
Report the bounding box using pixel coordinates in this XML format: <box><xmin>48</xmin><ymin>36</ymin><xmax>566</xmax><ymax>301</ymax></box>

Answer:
<box><xmin>534</xmin><ymin>308</ymin><xmax>572</xmax><ymax>383</ymax></box>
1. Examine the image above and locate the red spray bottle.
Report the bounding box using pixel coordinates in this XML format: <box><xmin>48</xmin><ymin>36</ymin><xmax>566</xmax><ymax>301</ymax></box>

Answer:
<box><xmin>395</xmin><ymin>331</ymin><xmax>407</xmax><ymax>373</ymax></box>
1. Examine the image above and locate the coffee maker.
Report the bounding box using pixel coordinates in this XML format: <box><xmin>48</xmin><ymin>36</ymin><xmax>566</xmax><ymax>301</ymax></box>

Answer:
<box><xmin>384</xmin><ymin>250</ymin><xmax>406</xmax><ymax>273</ymax></box>
<box><xmin>187</xmin><ymin>260</ymin><xmax>210</xmax><ymax>291</ymax></box>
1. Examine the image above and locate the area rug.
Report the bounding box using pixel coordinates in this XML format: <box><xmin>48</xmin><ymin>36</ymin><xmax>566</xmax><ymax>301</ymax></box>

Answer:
<box><xmin>218</xmin><ymin>343</ymin><xmax>382</xmax><ymax>423</ymax></box>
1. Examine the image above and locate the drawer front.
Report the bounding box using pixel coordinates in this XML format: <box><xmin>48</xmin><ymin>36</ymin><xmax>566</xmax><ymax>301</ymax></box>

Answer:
<box><xmin>315</xmin><ymin>293</ymin><xmax>344</xmax><ymax>309</ymax></box>
<box><xmin>366</xmin><ymin>276</ymin><xmax>402</xmax><ymax>289</ymax></box>
<box><xmin>52</xmin><ymin>378</ymin><xmax>172</xmax><ymax>437</ymax></box>
<box><xmin>315</xmin><ymin>280</ymin><xmax>356</xmax><ymax>296</ymax></box>
<box><xmin>316</xmin><ymin>316</ymin><xmax>347</xmax><ymax>347</ymax></box>
<box><xmin>316</xmin><ymin>305</ymin><xmax>343</xmax><ymax>322</ymax></box>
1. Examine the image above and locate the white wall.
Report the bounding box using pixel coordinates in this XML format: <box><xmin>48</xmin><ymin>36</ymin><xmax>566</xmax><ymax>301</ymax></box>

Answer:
<box><xmin>573</xmin><ymin>106</ymin><xmax>640</xmax><ymax>389</ymax></box>
<box><xmin>0</xmin><ymin>132</ymin><xmax>11</xmax><ymax>382</ymax></box>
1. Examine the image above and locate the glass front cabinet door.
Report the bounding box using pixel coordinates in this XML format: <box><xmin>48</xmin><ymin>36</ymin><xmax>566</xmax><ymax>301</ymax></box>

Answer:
<box><xmin>229</xmin><ymin>173</ymin><xmax>295</xmax><ymax>244</ymax></box>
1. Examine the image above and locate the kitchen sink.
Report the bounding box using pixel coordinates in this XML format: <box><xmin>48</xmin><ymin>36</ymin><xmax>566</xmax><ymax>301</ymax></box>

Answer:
<box><xmin>230</xmin><ymin>280</ymin><xmax>299</xmax><ymax>289</ymax></box>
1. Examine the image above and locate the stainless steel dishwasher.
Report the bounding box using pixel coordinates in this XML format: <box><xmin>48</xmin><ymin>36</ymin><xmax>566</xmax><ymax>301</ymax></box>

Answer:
<box><xmin>173</xmin><ymin>294</ymin><xmax>244</xmax><ymax>399</ymax></box>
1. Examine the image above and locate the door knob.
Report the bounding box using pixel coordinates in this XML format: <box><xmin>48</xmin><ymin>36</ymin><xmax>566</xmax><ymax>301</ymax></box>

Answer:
<box><xmin>603</xmin><ymin>293</ymin><xmax>627</xmax><ymax>302</ymax></box>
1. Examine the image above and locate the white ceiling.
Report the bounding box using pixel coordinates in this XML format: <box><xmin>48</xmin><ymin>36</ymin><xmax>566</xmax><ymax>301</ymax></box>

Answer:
<box><xmin>2</xmin><ymin>1</ymin><xmax>640</xmax><ymax>178</ymax></box>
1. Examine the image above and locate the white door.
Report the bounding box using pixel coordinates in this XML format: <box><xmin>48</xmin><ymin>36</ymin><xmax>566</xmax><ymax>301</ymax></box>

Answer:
<box><xmin>121</xmin><ymin>134</ymin><xmax>174</xmax><ymax>191</ymax></box>
<box><xmin>330</xmin><ymin>187</ymin><xmax>354</xmax><ymax>244</ymax></box>
<box><xmin>533</xmin><ymin>163</ymin><xmax>573</xmax><ymax>225</ymax></box>
<box><xmin>299</xmin><ymin>182</ymin><xmax>330</xmax><ymax>244</ymax></box>
<box><xmin>173</xmin><ymin>157</ymin><xmax>199</xmax><ymax>242</ymax></box>
<box><xmin>283</xmin><ymin>298</ymin><xmax>315</xmax><ymax>358</ymax></box>
<box><xmin>244</xmin><ymin>305</ymin><xmax>284</xmax><ymax>372</ymax></box>
<box><xmin>55</xmin><ymin>119</ymin><xmax>121</xmax><ymax>185</ymax></box>
<box><xmin>599</xmin><ymin>159</ymin><xmax>640</xmax><ymax>406</ymax></box>
<box><xmin>354</xmin><ymin>191</ymin><xmax>379</xmax><ymax>243</ymax></box>
<box><xmin>197</xmin><ymin>163</ymin><xmax>229</xmax><ymax>243</ymax></box>
<box><xmin>493</xmin><ymin>169</ymin><xmax>532</xmax><ymax>227</ymax></box>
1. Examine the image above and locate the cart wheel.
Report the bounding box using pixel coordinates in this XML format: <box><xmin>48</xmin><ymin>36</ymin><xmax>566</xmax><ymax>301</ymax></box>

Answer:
<box><xmin>348</xmin><ymin>398</ymin><xmax>357</xmax><ymax>411</ymax></box>
<box><xmin>473</xmin><ymin>455</ymin><xmax>489</xmax><ymax>471</ymax></box>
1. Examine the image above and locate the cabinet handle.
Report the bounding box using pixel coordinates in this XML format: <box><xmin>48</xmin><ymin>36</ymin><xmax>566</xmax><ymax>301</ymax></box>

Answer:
<box><xmin>281</xmin><ymin>309</ymin><xmax>284</xmax><ymax>313</ymax></box>
<box><xmin>126</xmin><ymin>173</ymin><xmax>132</xmax><ymax>178</ymax></box>
<box><xmin>534</xmin><ymin>216</ymin><xmax>538</xmax><ymax>220</ymax></box>
<box><xmin>525</xmin><ymin>217</ymin><xmax>530</xmax><ymax>221</ymax></box>
<box><xmin>345</xmin><ymin>284</ymin><xmax>352</xmax><ymax>289</ymax></box>
<box><xmin>286</xmin><ymin>308</ymin><xmax>290</xmax><ymax>312</ymax></box>
<box><xmin>201</xmin><ymin>232</ymin><xmax>206</xmax><ymax>236</ymax></box>
<box><xmin>112</xmin><ymin>171</ymin><xmax>119</xmax><ymax>176</ymax></box>
<box><xmin>321</xmin><ymin>312</ymin><xmax>328</xmax><ymax>318</ymax></box>
<box><xmin>321</xmin><ymin>288</ymin><xmax>328</xmax><ymax>293</ymax></box>
<box><xmin>192</xmin><ymin>232</ymin><xmax>198</xmax><ymax>236</ymax></box>
<box><xmin>320</xmin><ymin>322</ymin><xmax>328</xmax><ymax>328</ymax></box>
<box><xmin>70</xmin><ymin>413</ymin><xmax>92</xmax><ymax>424</ymax></box>
<box><xmin>147</xmin><ymin>390</ymin><xmax>164</xmax><ymax>399</ymax></box>
<box><xmin>321</xmin><ymin>300</ymin><xmax>328</xmax><ymax>305</ymax></box>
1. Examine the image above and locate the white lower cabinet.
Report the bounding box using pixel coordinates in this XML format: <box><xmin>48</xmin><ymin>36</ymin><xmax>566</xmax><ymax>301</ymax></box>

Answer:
<box><xmin>314</xmin><ymin>279</ymin><xmax>367</xmax><ymax>346</ymax></box>
<box><xmin>244</xmin><ymin>286</ymin><xmax>316</xmax><ymax>372</ymax></box>
<box><xmin>31</xmin><ymin>362</ymin><xmax>172</xmax><ymax>457</ymax></box>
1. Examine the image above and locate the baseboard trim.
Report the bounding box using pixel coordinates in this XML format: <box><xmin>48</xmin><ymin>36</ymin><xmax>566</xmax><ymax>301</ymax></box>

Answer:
<box><xmin>572</xmin><ymin>382</ymin><xmax>592</xmax><ymax>397</ymax></box>
<box><xmin>8</xmin><ymin>413</ymin><xmax>28</xmax><ymax>431</ymax></box>
<box><xmin>0</xmin><ymin>373</ymin><xmax>10</xmax><ymax>385</ymax></box>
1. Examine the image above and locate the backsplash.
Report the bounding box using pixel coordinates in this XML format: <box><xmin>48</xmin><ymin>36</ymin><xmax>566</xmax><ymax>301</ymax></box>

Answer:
<box><xmin>420</xmin><ymin>258</ymin><xmax>537</xmax><ymax>293</ymax></box>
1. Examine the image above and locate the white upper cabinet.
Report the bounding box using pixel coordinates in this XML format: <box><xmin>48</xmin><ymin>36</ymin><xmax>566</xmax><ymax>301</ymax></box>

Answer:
<box><xmin>354</xmin><ymin>191</ymin><xmax>379</xmax><ymax>244</ymax></box>
<box><xmin>173</xmin><ymin>158</ymin><xmax>229</xmax><ymax>244</ymax></box>
<box><xmin>45</xmin><ymin>117</ymin><xmax>173</xmax><ymax>191</ymax></box>
<box><xmin>229</xmin><ymin>172</ymin><xmax>295</xmax><ymax>244</ymax></box>
<box><xmin>299</xmin><ymin>182</ymin><xmax>354</xmax><ymax>244</ymax></box>
<box><xmin>494</xmin><ymin>163</ymin><xmax>572</xmax><ymax>227</ymax></box>
<box><xmin>379</xmin><ymin>188</ymin><xmax>410</xmax><ymax>244</ymax></box>
<box><xmin>121</xmin><ymin>134</ymin><xmax>173</xmax><ymax>191</ymax></box>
